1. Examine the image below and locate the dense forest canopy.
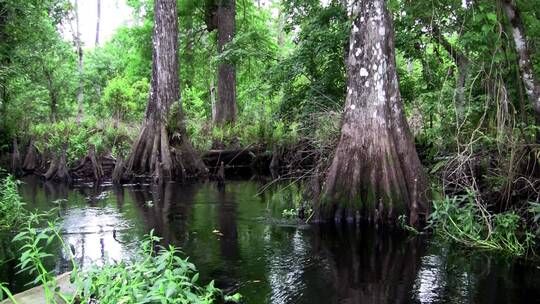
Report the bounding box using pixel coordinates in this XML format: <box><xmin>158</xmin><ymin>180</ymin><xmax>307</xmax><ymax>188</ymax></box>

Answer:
<box><xmin>0</xmin><ymin>0</ymin><xmax>539</xmax><ymax>231</ymax></box>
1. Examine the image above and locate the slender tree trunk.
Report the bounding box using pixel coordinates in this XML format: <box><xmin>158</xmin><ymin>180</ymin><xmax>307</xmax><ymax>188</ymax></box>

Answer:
<box><xmin>11</xmin><ymin>138</ymin><xmax>22</xmax><ymax>176</ymax></box>
<box><xmin>95</xmin><ymin>0</ymin><xmax>101</xmax><ymax>46</ymax></box>
<box><xmin>184</xmin><ymin>11</ymin><xmax>194</xmax><ymax>88</ymax></box>
<box><xmin>502</xmin><ymin>0</ymin><xmax>540</xmax><ymax>128</ymax></box>
<box><xmin>320</xmin><ymin>0</ymin><xmax>429</xmax><ymax>227</ymax></box>
<box><xmin>43</xmin><ymin>66</ymin><xmax>58</xmax><ymax>122</ymax></box>
<box><xmin>214</xmin><ymin>0</ymin><xmax>237</xmax><ymax>126</ymax></box>
<box><xmin>125</xmin><ymin>0</ymin><xmax>207</xmax><ymax>183</ymax></box>
<box><xmin>23</xmin><ymin>138</ymin><xmax>38</xmax><ymax>172</ymax></box>
<box><xmin>432</xmin><ymin>26</ymin><xmax>470</xmax><ymax>122</ymax></box>
<box><xmin>74</xmin><ymin>0</ymin><xmax>84</xmax><ymax>124</ymax></box>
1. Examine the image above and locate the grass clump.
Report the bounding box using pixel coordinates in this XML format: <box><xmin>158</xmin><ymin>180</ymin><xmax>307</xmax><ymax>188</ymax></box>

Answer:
<box><xmin>428</xmin><ymin>190</ymin><xmax>535</xmax><ymax>256</ymax></box>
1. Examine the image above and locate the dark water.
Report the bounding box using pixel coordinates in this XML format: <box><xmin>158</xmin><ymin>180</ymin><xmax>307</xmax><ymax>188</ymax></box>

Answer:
<box><xmin>1</xmin><ymin>176</ymin><xmax>539</xmax><ymax>303</ymax></box>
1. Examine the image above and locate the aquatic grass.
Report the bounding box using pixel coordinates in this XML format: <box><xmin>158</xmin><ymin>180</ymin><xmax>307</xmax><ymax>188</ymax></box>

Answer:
<box><xmin>428</xmin><ymin>190</ymin><xmax>535</xmax><ymax>256</ymax></box>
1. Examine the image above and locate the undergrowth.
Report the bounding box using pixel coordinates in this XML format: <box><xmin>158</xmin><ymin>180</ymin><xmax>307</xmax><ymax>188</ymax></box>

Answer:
<box><xmin>428</xmin><ymin>190</ymin><xmax>536</xmax><ymax>256</ymax></box>
<box><xmin>0</xmin><ymin>175</ymin><xmax>27</xmax><ymax>229</ymax></box>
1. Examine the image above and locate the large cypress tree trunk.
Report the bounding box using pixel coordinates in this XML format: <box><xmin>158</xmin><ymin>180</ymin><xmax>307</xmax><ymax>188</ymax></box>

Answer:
<box><xmin>214</xmin><ymin>0</ymin><xmax>237</xmax><ymax>126</ymax></box>
<box><xmin>320</xmin><ymin>0</ymin><xmax>429</xmax><ymax>227</ymax></box>
<box><xmin>124</xmin><ymin>0</ymin><xmax>207</xmax><ymax>183</ymax></box>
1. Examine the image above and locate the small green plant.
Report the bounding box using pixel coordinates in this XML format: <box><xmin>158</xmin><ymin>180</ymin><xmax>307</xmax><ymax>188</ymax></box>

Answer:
<box><xmin>397</xmin><ymin>215</ymin><xmax>420</xmax><ymax>235</ymax></box>
<box><xmin>10</xmin><ymin>213</ymin><xmax>72</xmax><ymax>303</ymax></box>
<box><xmin>282</xmin><ymin>208</ymin><xmax>298</xmax><ymax>219</ymax></box>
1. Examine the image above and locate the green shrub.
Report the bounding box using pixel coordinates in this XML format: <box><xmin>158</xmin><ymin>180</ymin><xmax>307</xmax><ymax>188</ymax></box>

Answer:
<box><xmin>75</xmin><ymin>231</ymin><xmax>231</xmax><ymax>303</ymax></box>
<box><xmin>0</xmin><ymin>175</ymin><xmax>27</xmax><ymax>229</ymax></box>
<box><xmin>2</xmin><ymin>218</ymin><xmax>241</xmax><ymax>303</ymax></box>
<box><xmin>428</xmin><ymin>190</ymin><xmax>535</xmax><ymax>256</ymax></box>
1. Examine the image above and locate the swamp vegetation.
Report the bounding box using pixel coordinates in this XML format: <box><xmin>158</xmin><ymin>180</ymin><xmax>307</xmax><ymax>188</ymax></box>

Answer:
<box><xmin>0</xmin><ymin>0</ymin><xmax>540</xmax><ymax>302</ymax></box>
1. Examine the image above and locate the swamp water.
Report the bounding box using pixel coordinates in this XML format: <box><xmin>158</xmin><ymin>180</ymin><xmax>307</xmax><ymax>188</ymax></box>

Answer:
<box><xmin>1</xmin><ymin>176</ymin><xmax>539</xmax><ymax>303</ymax></box>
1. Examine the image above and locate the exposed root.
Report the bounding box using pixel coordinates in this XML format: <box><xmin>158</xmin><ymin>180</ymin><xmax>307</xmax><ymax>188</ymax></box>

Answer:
<box><xmin>22</xmin><ymin>139</ymin><xmax>38</xmax><ymax>172</ymax></box>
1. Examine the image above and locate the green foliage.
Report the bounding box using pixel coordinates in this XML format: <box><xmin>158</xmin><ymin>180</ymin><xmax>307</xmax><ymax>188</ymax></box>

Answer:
<box><xmin>281</xmin><ymin>208</ymin><xmax>298</xmax><ymax>219</ymax></box>
<box><xmin>3</xmin><ymin>215</ymin><xmax>240</xmax><ymax>303</ymax></box>
<box><xmin>397</xmin><ymin>215</ymin><xmax>420</xmax><ymax>235</ymax></box>
<box><xmin>102</xmin><ymin>77</ymin><xmax>136</xmax><ymax>121</ymax></box>
<box><xmin>11</xmin><ymin>214</ymin><xmax>69</xmax><ymax>303</ymax></box>
<box><xmin>0</xmin><ymin>175</ymin><xmax>26</xmax><ymax>229</ymax></box>
<box><xmin>75</xmin><ymin>231</ymin><xmax>229</xmax><ymax>303</ymax></box>
<box><xmin>30</xmin><ymin>117</ymin><xmax>137</xmax><ymax>163</ymax></box>
<box><xmin>428</xmin><ymin>191</ymin><xmax>535</xmax><ymax>256</ymax></box>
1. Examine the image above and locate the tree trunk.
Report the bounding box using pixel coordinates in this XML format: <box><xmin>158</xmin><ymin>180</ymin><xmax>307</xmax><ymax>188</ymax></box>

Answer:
<box><xmin>74</xmin><ymin>0</ymin><xmax>84</xmax><ymax>124</ymax></box>
<box><xmin>320</xmin><ymin>0</ymin><xmax>429</xmax><ymax>227</ymax></box>
<box><xmin>502</xmin><ymin>0</ymin><xmax>540</xmax><ymax>126</ymax></box>
<box><xmin>11</xmin><ymin>138</ymin><xmax>22</xmax><ymax>176</ymax></box>
<box><xmin>88</xmin><ymin>145</ymin><xmax>103</xmax><ymax>182</ymax></box>
<box><xmin>95</xmin><ymin>0</ymin><xmax>101</xmax><ymax>46</ymax></box>
<box><xmin>45</xmin><ymin>143</ymin><xmax>71</xmax><ymax>183</ymax></box>
<box><xmin>23</xmin><ymin>138</ymin><xmax>38</xmax><ymax>172</ymax></box>
<box><xmin>43</xmin><ymin>66</ymin><xmax>57</xmax><ymax>122</ymax></box>
<box><xmin>124</xmin><ymin>0</ymin><xmax>207</xmax><ymax>183</ymax></box>
<box><xmin>112</xmin><ymin>156</ymin><xmax>124</xmax><ymax>184</ymax></box>
<box><xmin>432</xmin><ymin>25</ymin><xmax>470</xmax><ymax>122</ymax></box>
<box><xmin>214</xmin><ymin>0</ymin><xmax>237</xmax><ymax>126</ymax></box>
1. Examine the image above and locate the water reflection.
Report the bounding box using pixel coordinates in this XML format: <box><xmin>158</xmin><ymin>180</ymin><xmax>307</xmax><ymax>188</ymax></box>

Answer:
<box><xmin>1</xmin><ymin>178</ymin><xmax>539</xmax><ymax>304</ymax></box>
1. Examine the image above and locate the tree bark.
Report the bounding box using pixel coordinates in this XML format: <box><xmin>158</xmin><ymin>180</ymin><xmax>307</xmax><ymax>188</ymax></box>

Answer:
<box><xmin>45</xmin><ymin>143</ymin><xmax>71</xmax><ymax>183</ymax></box>
<box><xmin>43</xmin><ymin>66</ymin><xmax>58</xmax><ymax>122</ymax></box>
<box><xmin>502</xmin><ymin>0</ymin><xmax>540</xmax><ymax>125</ymax></box>
<box><xmin>23</xmin><ymin>138</ymin><xmax>38</xmax><ymax>172</ymax></box>
<box><xmin>11</xmin><ymin>138</ymin><xmax>22</xmax><ymax>176</ymax></box>
<box><xmin>74</xmin><ymin>0</ymin><xmax>84</xmax><ymax>124</ymax></box>
<box><xmin>320</xmin><ymin>0</ymin><xmax>429</xmax><ymax>227</ymax></box>
<box><xmin>125</xmin><ymin>0</ymin><xmax>207</xmax><ymax>183</ymax></box>
<box><xmin>432</xmin><ymin>25</ymin><xmax>470</xmax><ymax>122</ymax></box>
<box><xmin>95</xmin><ymin>0</ymin><xmax>101</xmax><ymax>46</ymax></box>
<box><xmin>214</xmin><ymin>0</ymin><xmax>237</xmax><ymax>126</ymax></box>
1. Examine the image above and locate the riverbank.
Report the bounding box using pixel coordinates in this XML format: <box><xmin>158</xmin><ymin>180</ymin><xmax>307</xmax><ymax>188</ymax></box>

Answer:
<box><xmin>2</xmin><ymin>178</ymin><xmax>540</xmax><ymax>303</ymax></box>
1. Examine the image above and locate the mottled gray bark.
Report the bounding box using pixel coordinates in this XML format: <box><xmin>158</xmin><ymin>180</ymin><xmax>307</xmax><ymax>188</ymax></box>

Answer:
<box><xmin>125</xmin><ymin>0</ymin><xmax>207</xmax><ymax>183</ymax></box>
<box><xmin>502</xmin><ymin>0</ymin><xmax>540</xmax><ymax>123</ymax></box>
<box><xmin>95</xmin><ymin>0</ymin><xmax>101</xmax><ymax>46</ymax></box>
<box><xmin>321</xmin><ymin>0</ymin><xmax>429</xmax><ymax>227</ymax></box>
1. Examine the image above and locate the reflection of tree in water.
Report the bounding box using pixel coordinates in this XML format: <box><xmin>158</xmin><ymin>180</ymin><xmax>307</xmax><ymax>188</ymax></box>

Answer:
<box><xmin>217</xmin><ymin>184</ymin><xmax>239</xmax><ymax>261</ymax></box>
<box><xmin>312</xmin><ymin>225</ymin><xmax>424</xmax><ymax>304</ymax></box>
<box><xmin>43</xmin><ymin>180</ymin><xmax>69</xmax><ymax>204</ymax></box>
<box><xmin>129</xmin><ymin>183</ymin><xmax>197</xmax><ymax>246</ymax></box>
<box><xmin>112</xmin><ymin>185</ymin><xmax>125</xmax><ymax>213</ymax></box>
<box><xmin>412</xmin><ymin>244</ymin><xmax>540</xmax><ymax>303</ymax></box>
